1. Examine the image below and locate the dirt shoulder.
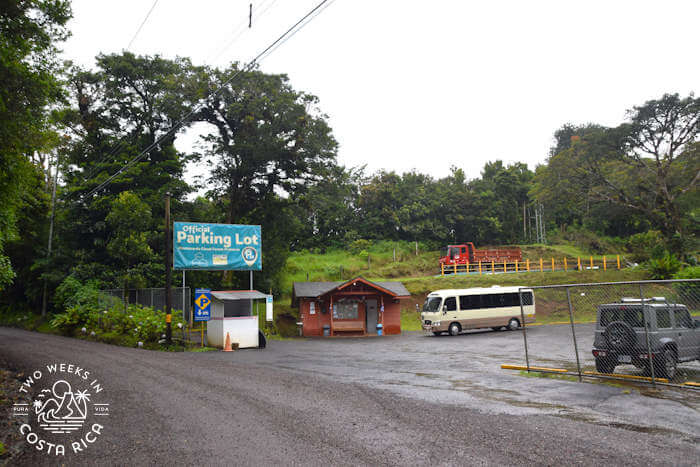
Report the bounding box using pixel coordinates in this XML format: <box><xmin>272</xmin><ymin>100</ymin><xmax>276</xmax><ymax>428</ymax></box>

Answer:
<box><xmin>0</xmin><ymin>364</ymin><xmax>33</xmax><ymax>466</ymax></box>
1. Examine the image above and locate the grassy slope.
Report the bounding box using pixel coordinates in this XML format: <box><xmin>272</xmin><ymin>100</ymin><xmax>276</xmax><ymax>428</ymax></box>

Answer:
<box><xmin>280</xmin><ymin>242</ymin><xmax>644</xmax><ymax>331</ymax></box>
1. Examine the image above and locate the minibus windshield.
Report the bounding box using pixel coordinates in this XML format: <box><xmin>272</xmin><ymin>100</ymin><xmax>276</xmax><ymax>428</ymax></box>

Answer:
<box><xmin>423</xmin><ymin>297</ymin><xmax>442</xmax><ymax>312</ymax></box>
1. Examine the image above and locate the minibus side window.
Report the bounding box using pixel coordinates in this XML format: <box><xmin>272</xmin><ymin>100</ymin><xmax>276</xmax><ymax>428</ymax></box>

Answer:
<box><xmin>459</xmin><ymin>295</ymin><xmax>481</xmax><ymax>310</ymax></box>
<box><xmin>443</xmin><ymin>297</ymin><xmax>457</xmax><ymax>311</ymax></box>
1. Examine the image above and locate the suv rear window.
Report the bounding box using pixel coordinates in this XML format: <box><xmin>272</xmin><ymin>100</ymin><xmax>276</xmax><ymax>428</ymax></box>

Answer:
<box><xmin>656</xmin><ymin>308</ymin><xmax>672</xmax><ymax>328</ymax></box>
<box><xmin>599</xmin><ymin>306</ymin><xmax>644</xmax><ymax>327</ymax></box>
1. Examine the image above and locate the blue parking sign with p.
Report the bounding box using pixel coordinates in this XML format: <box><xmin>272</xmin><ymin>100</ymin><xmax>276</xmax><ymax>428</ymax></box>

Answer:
<box><xmin>194</xmin><ymin>288</ymin><xmax>211</xmax><ymax>321</ymax></box>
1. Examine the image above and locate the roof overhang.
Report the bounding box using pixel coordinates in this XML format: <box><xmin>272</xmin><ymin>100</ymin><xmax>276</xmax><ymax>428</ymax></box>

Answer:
<box><xmin>211</xmin><ymin>290</ymin><xmax>268</xmax><ymax>301</ymax></box>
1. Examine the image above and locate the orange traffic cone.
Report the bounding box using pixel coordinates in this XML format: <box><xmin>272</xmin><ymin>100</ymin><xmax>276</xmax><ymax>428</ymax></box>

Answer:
<box><xmin>223</xmin><ymin>332</ymin><xmax>234</xmax><ymax>352</ymax></box>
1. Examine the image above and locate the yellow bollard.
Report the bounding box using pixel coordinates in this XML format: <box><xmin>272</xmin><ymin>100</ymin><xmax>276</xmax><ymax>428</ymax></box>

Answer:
<box><xmin>466</xmin><ymin>261</ymin><xmax>470</xmax><ymax>274</ymax></box>
<box><xmin>526</xmin><ymin>259</ymin><xmax>530</xmax><ymax>271</ymax></box>
<box><xmin>441</xmin><ymin>262</ymin><xmax>444</xmax><ymax>276</ymax></box>
<box><xmin>491</xmin><ymin>260</ymin><xmax>495</xmax><ymax>274</ymax></box>
<box><xmin>551</xmin><ymin>257</ymin><xmax>555</xmax><ymax>272</ymax></box>
<box><xmin>504</xmin><ymin>259</ymin><xmax>507</xmax><ymax>273</ymax></box>
<box><xmin>515</xmin><ymin>260</ymin><xmax>519</xmax><ymax>272</ymax></box>
<box><xmin>590</xmin><ymin>256</ymin><xmax>593</xmax><ymax>269</ymax></box>
<box><xmin>454</xmin><ymin>262</ymin><xmax>457</xmax><ymax>274</ymax></box>
<box><xmin>603</xmin><ymin>256</ymin><xmax>607</xmax><ymax>271</ymax></box>
<box><xmin>564</xmin><ymin>257</ymin><xmax>568</xmax><ymax>271</ymax></box>
<box><xmin>479</xmin><ymin>261</ymin><xmax>482</xmax><ymax>275</ymax></box>
<box><xmin>577</xmin><ymin>257</ymin><xmax>581</xmax><ymax>271</ymax></box>
<box><xmin>617</xmin><ymin>255</ymin><xmax>621</xmax><ymax>269</ymax></box>
<box><xmin>539</xmin><ymin>258</ymin><xmax>543</xmax><ymax>272</ymax></box>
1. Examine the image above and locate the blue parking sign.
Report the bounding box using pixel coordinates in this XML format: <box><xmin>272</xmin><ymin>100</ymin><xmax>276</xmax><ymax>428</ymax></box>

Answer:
<box><xmin>194</xmin><ymin>288</ymin><xmax>211</xmax><ymax>321</ymax></box>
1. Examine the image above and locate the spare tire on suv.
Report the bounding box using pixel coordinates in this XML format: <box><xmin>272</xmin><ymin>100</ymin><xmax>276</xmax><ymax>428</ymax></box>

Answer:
<box><xmin>602</xmin><ymin>321</ymin><xmax>637</xmax><ymax>351</ymax></box>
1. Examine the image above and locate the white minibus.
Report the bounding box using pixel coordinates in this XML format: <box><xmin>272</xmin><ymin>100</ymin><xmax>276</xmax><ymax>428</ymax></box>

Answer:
<box><xmin>421</xmin><ymin>286</ymin><xmax>535</xmax><ymax>336</ymax></box>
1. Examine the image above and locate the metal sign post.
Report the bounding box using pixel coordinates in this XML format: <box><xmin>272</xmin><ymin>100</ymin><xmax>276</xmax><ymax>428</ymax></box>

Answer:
<box><xmin>194</xmin><ymin>288</ymin><xmax>212</xmax><ymax>347</ymax></box>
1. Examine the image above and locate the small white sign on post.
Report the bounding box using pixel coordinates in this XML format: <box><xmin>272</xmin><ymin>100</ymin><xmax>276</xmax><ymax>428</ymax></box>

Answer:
<box><xmin>309</xmin><ymin>302</ymin><xmax>316</xmax><ymax>315</ymax></box>
<box><xmin>266</xmin><ymin>295</ymin><xmax>273</xmax><ymax>322</ymax></box>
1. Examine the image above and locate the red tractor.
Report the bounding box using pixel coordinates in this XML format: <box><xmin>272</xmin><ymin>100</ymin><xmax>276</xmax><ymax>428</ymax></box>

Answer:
<box><xmin>439</xmin><ymin>243</ymin><xmax>522</xmax><ymax>273</ymax></box>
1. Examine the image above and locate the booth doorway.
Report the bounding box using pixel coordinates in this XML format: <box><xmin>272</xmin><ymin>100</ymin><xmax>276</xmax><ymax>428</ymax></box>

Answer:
<box><xmin>366</xmin><ymin>299</ymin><xmax>378</xmax><ymax>334</ymax></box>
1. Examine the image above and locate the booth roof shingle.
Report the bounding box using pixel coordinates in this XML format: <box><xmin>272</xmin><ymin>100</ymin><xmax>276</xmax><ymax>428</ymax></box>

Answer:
<box><xmin>293</xmin><ymin>279</ymin><xmax>410</xmax><ymax>299</ymax></box>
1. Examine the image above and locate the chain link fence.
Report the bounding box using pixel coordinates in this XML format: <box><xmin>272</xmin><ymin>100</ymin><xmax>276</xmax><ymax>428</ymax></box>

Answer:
<box><xmin>99</xmin><ymin>287</ymin><xmax>191</xmax><ymax>321</ymax></box>
<box><xmin>516</xmin><ymin>279</ymin><xmax>700</xmax><ymax>388</ymax></box>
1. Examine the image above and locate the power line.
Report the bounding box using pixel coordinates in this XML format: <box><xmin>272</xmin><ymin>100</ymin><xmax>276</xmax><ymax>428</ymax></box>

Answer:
<box><xmin>127</xmin><ymin>0</ymin><xmax>160</xmax><ymax>50</ymax></box>
<box><xmin>74</xmin><ymin>0</ymin><xmax>288</xmax><ymax>199</ymax></box>
<box><xmin>257</xmin><ymin>0</ymin><xmax>335</xmax><ymax>62</ymax></box>
<box><xmin>81</xmin><ymin>0</ymin><xmax>272</xmax><ymax>188</ymax></box>
<box><xmin>70</xmin><ymin>0</ymin><xmax>161</xmax><ymax>192</ymax></box>
<box><xmin>205</xmin><ymin>0</ymin><xmax>279</xmax><ymax>66</ymax></box>
<box><xmin>78</xmin><ymin>0</ymin><xmax>334</xmax><ymax>203</ymax></box>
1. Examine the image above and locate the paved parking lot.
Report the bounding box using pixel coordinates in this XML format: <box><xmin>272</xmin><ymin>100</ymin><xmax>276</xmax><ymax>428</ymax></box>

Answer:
<box><xmin>1</xmin><ymin>327</ymin><xmax>698</xmax><ymax>465</ymax></box>
<box><xmin>520</xmin><ymin>323</ymin><xmax>700</xmax><ymax>382</ymax></box>
<box><xmin>216</xmin><ymin>326</ymin><xmax>700</xmax><ymax>438</ymax></box>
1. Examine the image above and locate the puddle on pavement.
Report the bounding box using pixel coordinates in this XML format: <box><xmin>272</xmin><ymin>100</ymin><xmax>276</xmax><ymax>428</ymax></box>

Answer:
<box><xmin>449</xmin><ymin>378</ymin><xmax>568</xmax><ymax>410</ymax></box>
<box><xmin>553</xmin><ymin>412</ymin><xmax>700</xmax><ymax>444</ymax></box>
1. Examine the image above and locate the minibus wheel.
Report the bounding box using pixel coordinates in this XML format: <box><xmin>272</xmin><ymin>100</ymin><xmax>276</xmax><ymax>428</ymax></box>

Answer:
<box><xmin>507</xmin><ymin>318</ymin><xmax>520</xmax><ymax>331</ymax></box>
<box><xmin>449</xmin><ymin>323</ymin><xmax>461</xmax><ymax>336</ymax></box>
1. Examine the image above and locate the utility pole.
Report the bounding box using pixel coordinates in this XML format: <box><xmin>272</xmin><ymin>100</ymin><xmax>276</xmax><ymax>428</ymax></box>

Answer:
<box><xmin>165</xmin><ymin>194</ymin><xmax>172</xmax><ymax>345</ymax></box>
<box><xmin>41</xmin><ymin>153</ymin><xmax>59</xmax><ymax>317</ymax></box>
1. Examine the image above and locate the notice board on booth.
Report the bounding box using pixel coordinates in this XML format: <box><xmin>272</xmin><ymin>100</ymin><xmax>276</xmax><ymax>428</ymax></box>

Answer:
<box><xmin>173</xmin><ymin>222</ymin><xmax>261</xmax><ymax>271</ymax></box>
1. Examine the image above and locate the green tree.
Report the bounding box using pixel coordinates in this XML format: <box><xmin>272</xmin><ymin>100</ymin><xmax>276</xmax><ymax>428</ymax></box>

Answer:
<box><xmin>617</xmin><ymin>94</ymin><xmax>699</xmax><ymax>239</ymax></box>
<box><xmin>192</xmin><ymin>64</ymin><xmax>338</xmax><ymax>223</ymax></box>
<box><xmin>105</xmin><ymin>192</ymin><xmax>155</xmax><ymax>298</ymax></box>
<box><xmin>534</xmin><ymin>95</ymin><xmax>699</xmax><ymax>251</ymax></box>
<box><xmin>190</xmin><ymin>64</ymin><xmax>338</xmax><ymax>290</ymax></box>
<box><xmin>0</xmin><ymin>0</ymin><xmax>71</xmax><ymax>289</ymax></box>
<box><xmin>298</xmin><ymin>165</ymin><xmax>364</xmax><ymax>249</ymax></box>
<box><xmin>57</xmin><ymin>53</ymin><xmax>193</xmax><ymax>286</ymax></box>
<box><xmin>470</xmin><ymin>161</ymin><xmax>533</xmax><ymax>244</ymax></box>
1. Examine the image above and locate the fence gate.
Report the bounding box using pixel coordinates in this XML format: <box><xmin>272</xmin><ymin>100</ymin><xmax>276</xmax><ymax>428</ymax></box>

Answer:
<box><xmin>99</xmin><ymin>287</ymin><xmax>191</xmax><ymax>321</ymax></box>
<box><xmin>514</xmin><ymin>279</ymin><xmax>700</xmax><ymax>389</ymax></box>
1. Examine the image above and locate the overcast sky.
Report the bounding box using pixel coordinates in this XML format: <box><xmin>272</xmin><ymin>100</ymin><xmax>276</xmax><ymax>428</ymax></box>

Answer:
<box><xmin>61</xmin><ymin>0</ymin><xmax>699</xmax><ymax>183</ymax></box>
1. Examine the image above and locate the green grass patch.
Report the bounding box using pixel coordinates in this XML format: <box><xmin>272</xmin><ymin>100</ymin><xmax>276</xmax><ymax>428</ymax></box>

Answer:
<box><xmin>401</xmin><ymin>308</ymin><xmax>422</xmax><ymax>331</ymax></box>
<box><xmin>280</xmin><ymin>243</ymin><xmax>649</xmax><ymax>333</ymax></box>
<box><xmin>517</xmin><ymin>369</ymin><xmax>627</xmax><ymax>388</ymax></box>
<box><xmin>281</xmin><ymin>241</ymin><xmax>436</xmax><ymax>292</ymax></box>
<box><xmin>518</xmin><ymin>369</ymin><xmax>580</xmax><ymax>383</ymax></box>
<box><xmin>188</xmin><ymin>346</ymin><xmax>218</xmax><ymax>352</ymax></box>
<box><xmin>399</xmin><ymin>267</ymin><xmax>647</xmax><ymax>297</ymax></box>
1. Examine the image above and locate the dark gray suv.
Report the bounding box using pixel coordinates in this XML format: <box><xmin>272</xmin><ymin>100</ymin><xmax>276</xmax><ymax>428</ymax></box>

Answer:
<box><xmin>592</xmin><ymin>297</ymin><xmax>700</xmax><ymax>379</ymax></box>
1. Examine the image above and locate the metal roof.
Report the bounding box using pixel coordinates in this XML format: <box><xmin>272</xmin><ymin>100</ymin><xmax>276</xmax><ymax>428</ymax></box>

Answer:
<box><xmin>211</xmin><ymin>290</ymin><xmax>268</xmax><ymax>301</ymax></box>
<box><xmin>292</xmin><ymin>278</ymin><xmax>410</xmax><ymax>299</ymax></box>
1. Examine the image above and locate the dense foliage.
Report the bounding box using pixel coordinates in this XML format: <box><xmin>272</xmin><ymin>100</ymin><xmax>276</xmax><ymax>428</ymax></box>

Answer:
<box><xmin>0</xmin><ymin>2</ymin><xmax>697</xmax><ymax>322</ymax></box>
<box><xmin>0</xmin><ymin>0</ymin><xmax>71</xmax><ymax>289</ymax></box>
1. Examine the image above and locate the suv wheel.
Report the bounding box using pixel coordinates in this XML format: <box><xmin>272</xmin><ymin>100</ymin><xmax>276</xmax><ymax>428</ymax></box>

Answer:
<box><xmin>656</xmin><ymin>347</ymin><xmax>677</xmax><ymax>379</ymax></box>
<box><xmin>449</xmin><ymin>323</ymin><xmax>461</xmax><ymax>336</ymax></box>
<box><xmin>595</xmin><ymin>357</ymin><xmax>615</xmax><ymax>374</ymax></box>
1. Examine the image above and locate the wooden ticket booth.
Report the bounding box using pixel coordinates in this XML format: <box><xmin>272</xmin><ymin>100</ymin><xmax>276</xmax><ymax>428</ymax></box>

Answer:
<box><xmin>292</xmin><ymin>277</ymin><xmax>410</xmax><ymax>337</ymax></box>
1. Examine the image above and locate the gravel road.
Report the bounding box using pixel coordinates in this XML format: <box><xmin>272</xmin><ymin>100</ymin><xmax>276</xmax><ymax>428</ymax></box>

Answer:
<box><xmin>1</xmin><ymin>327</ymin><xmax>698</xmax><ymax>466</ymax></box>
